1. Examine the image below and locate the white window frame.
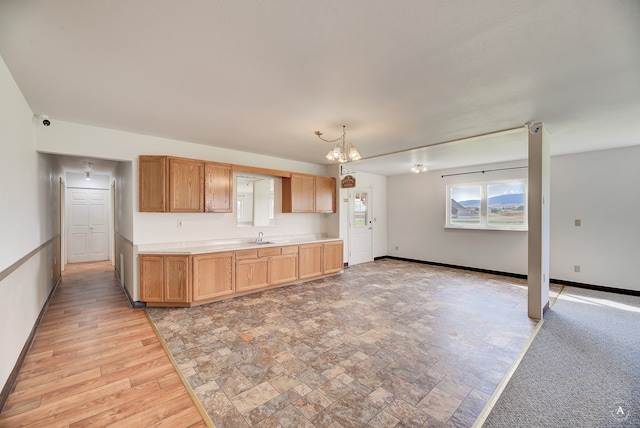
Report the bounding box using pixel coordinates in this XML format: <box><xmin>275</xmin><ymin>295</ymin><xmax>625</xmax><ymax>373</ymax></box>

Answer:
<box><xmin>446</xmin><ymin>179</ymin><xmax>528</xmax><ymax>231</ymax></box>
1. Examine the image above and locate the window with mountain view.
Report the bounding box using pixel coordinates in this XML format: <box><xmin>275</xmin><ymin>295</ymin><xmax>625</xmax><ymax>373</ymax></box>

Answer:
<box><xmin>446</xmin><ymin>180</ymin><xmax>527</xmax><ymax>230</ymax></box>
<box><xmin>449</xmin><ymin>185</ymin><xmax>481</xmax><ymax>226</ymax></box>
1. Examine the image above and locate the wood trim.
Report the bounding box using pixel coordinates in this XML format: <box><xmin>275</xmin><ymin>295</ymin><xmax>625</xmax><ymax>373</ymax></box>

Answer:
<box><xmin>115</xmin><ymin>232</ymin><xmax>133</xmax><ymax>247</ymax></box>
<box><xmin>143</xmin><ymin>311</ymin><xmax>215</xmax><ymax>428</ymax></box>
<box><xmin>0</xmin><ymin>235</ymin><xmax>60</xmax><ymax>282</ymax></box>
<box><xmin>0</xmin><ymin>275</ymin><xmax>61</xmax><ymax>412</ymax></box>
<box><xmin>232</xmin><ymin>164</ymin><xmax>291</xmax><ymax>178</ymax></box>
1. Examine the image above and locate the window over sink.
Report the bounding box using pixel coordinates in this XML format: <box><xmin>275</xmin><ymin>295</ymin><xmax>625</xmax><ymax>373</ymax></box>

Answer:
<box><xmin>236</xmin><ymin>174</ymin><xmax>275</xmax><ymax>227</ymax></box>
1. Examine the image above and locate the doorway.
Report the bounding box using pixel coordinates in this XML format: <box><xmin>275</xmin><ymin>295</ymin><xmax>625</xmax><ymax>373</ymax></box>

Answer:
<box><xmin>348</xmin><ymin>188</ymin><xmax>373</xmax><ymax>265</ymax></box>
<box><xmin>66</xmin><ymin>188</ymin><xmax>111</xmax><ymax>263</ymax></box>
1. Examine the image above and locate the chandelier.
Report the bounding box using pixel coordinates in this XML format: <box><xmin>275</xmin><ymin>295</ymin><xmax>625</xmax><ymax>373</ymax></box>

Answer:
<box><xmin>315</xmin><ymin>125</ymin><xmax>361</xmax><ymax>163</ymax></box>
<box><xmin>411</xmin><ymin>164</ymin><xmax>427</xmax><ymax>173</ymax></box>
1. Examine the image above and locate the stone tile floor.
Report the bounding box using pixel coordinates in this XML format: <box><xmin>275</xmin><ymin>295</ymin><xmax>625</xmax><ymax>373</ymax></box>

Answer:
<box><xmin>147</xmin><ymin>259</ymin><xmax>559</xmax><ymax>427</ymax></box>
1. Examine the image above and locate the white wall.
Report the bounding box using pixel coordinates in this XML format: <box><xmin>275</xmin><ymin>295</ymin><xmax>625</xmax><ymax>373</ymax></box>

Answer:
<box><xmin>334</xmin><ymin>168</ymin><xmax>388</xmax><ymax>263</ymax></box>
<box><xmin>35</xmin><ymin>120</ymin><xmax>334</xmax><ymax>245</ymax></box>
<box><xmin>388</xmin><ymin>160</ymin><xmax>529</xmax><ymax>274</ymax></box>
<box><xmin>113</xmin><ymin>160</ymin><xmax>135</xmax><ymax>298</ymax></box>
<box><xmin>550</xmin><ymin>146</ymin><xmax>640</xmax><ymax>291</ymax></box>
<box><xmin>1</xmin><ymin>61</ymin><xmax>37</xmax><ymax>271</ymax></box>
<box><xmin>114</xmin><ymin>161</ymin><xmax>134</xmax><ymax>242</ymax></box>
<box><xmin>0</xmin><ymin>55</ymin><xmax>61</xmax><ymax>390</ymax></box>
<box><xmin>387</xmin><ymin>148</ymin><xmax>640</xmax><ymax>292</ymax></box>
<box><xmin>66</xmin><ymin>172</ymin><xmax>111</xmax><ymax>189</ymax></box>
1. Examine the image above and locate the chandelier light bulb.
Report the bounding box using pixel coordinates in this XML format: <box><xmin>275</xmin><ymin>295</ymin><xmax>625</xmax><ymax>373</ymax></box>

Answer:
<box><xmin>348</xmin><ymin>146</ymin><xmax>361</xmax><ymax>161</ymax></box>
<box><xmin>332</xmin><ymin>145</ymin><xmax>342</xmax><ymax>159</ymax></box>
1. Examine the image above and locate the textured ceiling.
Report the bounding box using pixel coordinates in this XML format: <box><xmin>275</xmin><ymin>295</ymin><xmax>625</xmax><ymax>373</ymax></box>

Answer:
<box><xmin>1</xmin><ymin>1</ymin><xmax>639</xmax><ymax>175</ymax></box>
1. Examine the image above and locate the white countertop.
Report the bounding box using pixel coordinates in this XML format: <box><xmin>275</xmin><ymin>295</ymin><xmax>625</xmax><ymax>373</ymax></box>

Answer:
<box><xmin>136</xmin><ymin>235</ymin><xmax>341</xmax><ymax>255</ymax></box>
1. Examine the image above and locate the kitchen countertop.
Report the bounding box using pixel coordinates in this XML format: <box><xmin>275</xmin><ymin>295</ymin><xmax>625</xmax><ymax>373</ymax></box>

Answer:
<box><xmin>136</xmin><ymin>235</ymin><xmax>342</xmax><ymax>255</ymax></box>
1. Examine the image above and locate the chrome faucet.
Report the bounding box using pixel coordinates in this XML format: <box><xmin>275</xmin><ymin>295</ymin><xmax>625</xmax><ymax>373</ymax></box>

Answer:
<box><xmin>256</xmin><ymin>231</ymin><xmax>263</xmax><ymax>243</ymax></box>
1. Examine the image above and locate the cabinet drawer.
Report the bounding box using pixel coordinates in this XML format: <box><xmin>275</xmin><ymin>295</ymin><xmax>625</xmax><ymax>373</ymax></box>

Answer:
<box><xmin>281</xmin><ymin>245</ymin><xmax>298</xmax><ymax>255</ymax></box>
<box><xmin>236</xmin><ymin>249</ymin><xmax>258</xmax><ymax>260</ymax></box>
<box><xmin>258</xmin><ymin>247</ymin><xmax>281</xmax><ymax>257</ymax></box>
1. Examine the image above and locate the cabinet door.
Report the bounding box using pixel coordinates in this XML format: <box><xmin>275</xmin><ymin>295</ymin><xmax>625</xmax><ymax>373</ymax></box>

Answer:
<box><xmin>298</xmin><ymin>243</ymin><xmax>323</xmax><ymax>279</ymax></box>
<box><xmin>282</xmin><ymin>174</ymin><xmax>315</xmax><ymax>213</ymax></box>
<box><xmin>164</xmin><ymin>255</ymin><xmax>190</xmax><ymax>303</ymax></box>
<box><xmin>236</xmin><ymin>258</ymin><xmax>269</xmax><ymax>292</ymax></box>
<box><xmin>139</xmin><ymin>156</ymin><xmax>167</xmax><ymax>212</ymax></box>
<box><xmin>315</xmin><ymin>176</ymin><xmax>336</xmax><ymax>213</ymax></box>
<box><xmin>140</xmin><ymin>255</ymin><xmax>164</xmax><ymax>302</ymax></box>
<box><xmin>270</xmin><ymin>254</ymin><xmax>298</xmax><ymax>285</ymax></box>
<box><xmin>169</xmin><ymin>158</ymin><xmax>204</xmax><ymax>212</ymax></box>
<box><xmin>193</xmin><ymin>252</ymin><xmax>235</xmax><ymax>301</ymax></box>
<box><xmin>205</xmin><ymin>162</ymin><xmax>233</xmax><ymax>213</ymax></box>
<box><xmin>323</xmin><ymin>241</ymin><xmax>344</xmax><ymax>274</ymax></box>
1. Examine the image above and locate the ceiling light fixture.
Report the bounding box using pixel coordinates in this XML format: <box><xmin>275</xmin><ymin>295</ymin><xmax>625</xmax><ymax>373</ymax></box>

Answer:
<box><xmin>83</xmin><ymin>161</ymin><xmax>93</xmax><ymax>181</ymax></box>
<box><xmin>411</xmin><ymin>164</ymin><xmax>427</xmax><ymax>173</ymax></box>
<box><xmin>315</xmin><ymin>125</ymin><xmax>361</xmax><ymax>163</ymax></box>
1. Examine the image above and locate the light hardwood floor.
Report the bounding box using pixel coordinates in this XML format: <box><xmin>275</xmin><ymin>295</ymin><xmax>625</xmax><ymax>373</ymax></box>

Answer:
<box><xmin>0</xmin><ymin>261</ymin><xmax>209</xmax><ymax>427</ymax></box>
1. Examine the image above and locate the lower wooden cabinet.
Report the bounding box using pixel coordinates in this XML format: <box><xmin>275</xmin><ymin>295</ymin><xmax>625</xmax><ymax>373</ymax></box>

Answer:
<box><xmin>192</xmin><ymin>252</ymin><xmax>234</xmax><ymax>300</ymax></box>
<box><xmin>323</xmin><ymin>240</ymin><xmax>344</xmax><ymax>274</ymax></box>
<box><xmin>140</xmin><ymin>255</ymin><xmax>164</xmax><ymax>303</ymax></box>
<box><xmin>299</xmin><ymin>243</ymin><xmax>323</xmax><ymax>279</ymax></box>
<box><xmin>164</xmin><ymin>256</ymin><xmax>190</xmax><ymax>303</ymax></box>
<box><xmin>236</xmin><ymin>246</ymin><xmax>299</xmax><ymax>291</ymax></box>
<box><xmin>236</xmin><ymin>257</ymin><xmax>270</xmax><ymax>292</ymax></box>
<box><xmin>270</xmin><ymin>247</ymin><xmax>298</xmax><ymax>285</ymax></box>
<box><xmin>140</xmin><ymin>254</ymin><xmax>190</xmax><ymax>304</ymax></box>
<box><xmin>139</xmin><ymin>240</ymin><xmax>342</xmax><ymax>306</ymax></box>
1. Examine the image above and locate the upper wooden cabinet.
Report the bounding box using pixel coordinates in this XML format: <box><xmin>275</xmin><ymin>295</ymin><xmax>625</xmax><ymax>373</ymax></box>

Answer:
<box><xmin>139</xmin><ymin>156</ymin><xmax>168</xmax><ymax>212</ymax></box>
<box><xmin>282</xmin><ymin>173</ymin><xmax>315</xmax><ymax>213</ymax></box>
<box><xmin>204</xmin><ymin>162</ymin><xmax>233</xmax><ymax>213</ymax></box>
<box><xmin>139</xmin><ymin>156</ymin><xmax>232</xmax><ymax>213</ymax></box>
<box><xmin>169</xmin><ymin>157</ymin><xmax>204</xmax><ymax>212</ymax></box>
<box><xmin>315</xmin><ymin>176</ymin><xmax>336</xmax><ymax>213</ymax></box>
<box><xmin>282</xmin><ymin>173</ymin><xmax>336</xmax><ymax>213</ymax></box>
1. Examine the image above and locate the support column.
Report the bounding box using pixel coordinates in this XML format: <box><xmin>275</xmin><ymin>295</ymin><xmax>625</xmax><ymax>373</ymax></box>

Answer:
<box><xmin>528</xmin><ymin>123</ymin><xmax>550</xmax><ymax>320</ymax></box>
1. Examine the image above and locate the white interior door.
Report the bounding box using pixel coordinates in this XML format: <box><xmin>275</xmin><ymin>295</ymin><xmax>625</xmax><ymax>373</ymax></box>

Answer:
<box><xmin>348</xmin><ymin>189</ymin><xmax>373</xmax><ymax>265</ymax></box>
<box><xmin>67</xmin><ymin>188</ymin><xmax>110</xmax><ymax>263</ymax></box>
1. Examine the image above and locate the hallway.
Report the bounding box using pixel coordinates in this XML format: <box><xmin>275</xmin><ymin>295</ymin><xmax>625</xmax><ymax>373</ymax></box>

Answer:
<box><xmin>0</xmin><ymin>261</ymin><xmax>208</xmax><ymax>427</ymax></box>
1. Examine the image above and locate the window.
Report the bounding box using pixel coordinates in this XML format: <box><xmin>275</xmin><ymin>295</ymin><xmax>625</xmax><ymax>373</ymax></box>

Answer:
<box><xmin>353</xmin><ymin>192</ymin><xmax>368</xmax><ymax>227</ymax></box>
<box><xmin>446</xmin><ymin>180</ymin><xmax>527</xmax><ymax>230</ymax></box>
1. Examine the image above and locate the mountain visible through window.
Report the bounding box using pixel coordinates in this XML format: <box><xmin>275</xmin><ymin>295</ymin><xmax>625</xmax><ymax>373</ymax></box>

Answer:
<box><xmin>447</xmin><ymin>180</ymin><xmax>527</xmax><ymax>230</ymax></box>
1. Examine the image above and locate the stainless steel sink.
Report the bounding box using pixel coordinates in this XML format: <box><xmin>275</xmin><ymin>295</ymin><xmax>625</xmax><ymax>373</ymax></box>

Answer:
<box><xmin>253</xmin><ymin>241</ymin><xmax>275</xmax><ymax>245</ymax></box>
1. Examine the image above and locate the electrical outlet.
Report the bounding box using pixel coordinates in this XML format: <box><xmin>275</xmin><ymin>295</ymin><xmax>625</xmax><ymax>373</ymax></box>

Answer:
<box><xmin>177</xmin><ymin>220</ymin><xmax>183</xmax><ymax>228</ymax></box>
<box><xmin>395</xmin><ymin>246</ymin><xmax>399</xmax><ymax>251</ymax></box>
<box><xmin>574</xmin><ymin>265</ymin><xmax>580</xmax><ymax>273</ymax></box>
<box><xmin>574</xmin><ymin>219</ymin><xmax>581</xmax><ymax>227</ymax></box>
